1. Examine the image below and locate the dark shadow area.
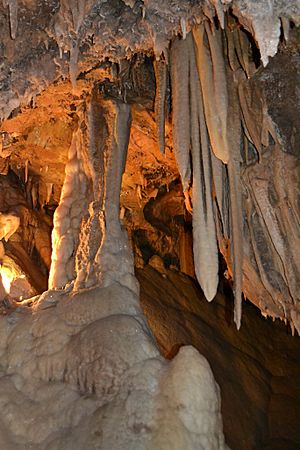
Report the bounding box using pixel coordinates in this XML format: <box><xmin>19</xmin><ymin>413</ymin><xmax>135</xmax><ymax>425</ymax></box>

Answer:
<box><xmin>137</xmin><ymin>266</ymin><xmax>300</xmax><ymax>450</ymax></box>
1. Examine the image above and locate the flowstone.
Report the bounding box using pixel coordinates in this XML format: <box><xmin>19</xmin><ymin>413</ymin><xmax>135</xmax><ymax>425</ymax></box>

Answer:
<box><xmin>0</xmin><ymin>278</ymin><xmax>227</xmax><ymax>449</ymax></box>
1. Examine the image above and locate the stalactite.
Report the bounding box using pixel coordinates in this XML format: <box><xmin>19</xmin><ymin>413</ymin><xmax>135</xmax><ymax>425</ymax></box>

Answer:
<box><xmin>204</xmin><ymin>21</ymin><xmax>228</xmax><ymax>151</ymax></box>
<box><xmin>281</xmin><ymin>17</ymin><xmax>290</xmax><ymax>42</ymax></box>
<box><xmin>227</xmin><ymin>71</ymin><xmax>243</xmax><ymax>329</ymax></box>
<box><xmin>154</xmin><ymin>58</ymin><xmax>167</xmax><ymax>154</ymax></box>
<box><xmin>230</xmin><ymin>27</ymin><xmax>250</xmax><ymax>79</ymax></box>
<box><xmin>70</xmin><ymin>0</ymin><xmax>86</xmax><ymax>34</ymax></box>
<box><xmin>238</xmin><ymin>81</ymin><xmax>262</xmax><ymax>156</ymax></box>
<box><xmin>192</xmin><ymin>23</ymin><xmax>229</xmax><ymax>163</ymax></box>
<box><xmin>237</xmin><ymin>30</ymin><xmax>250</xmax><ymax>79</ymax></box>
<box><xmin>0</xmin><ymin>213</ymin><xmax>20</xmax><ymax>241</ymax></box>
<box><xmin>170</xmin><ymin>37</ymin><xmax>191</xmax><ymax>191</ymax></box>
<box><xmin>225</xmin><ymin>24</ymin><xmax>240</xmax><ymax>72</ymax></box>
<box><xmin>188</xmin><ymin>34</ymin><xmax>219</xmax><ymax>301</ymax></box>
<box><xmin>210</xmin><ymin>0</ymin><xmax>225</xmax><ymax>29</ymax></box>
<box><xmin>46</xmin><ymin>183</ymin><xmax>53</xmax><ymax>204</ymax></box>
<box><xmin>191</xmin><ymin>19</ymin><xmax>244</xmax><ymax>327</ymax></box>
<box><xmin>31</xmin><ymin>182</ymin><xmax>38</xmax><ymax>209</ymax></box>
<box><xmin>104</xmin><ymin>103</ymin><xmax>132</xmax><ymax>229</ymax></box>
<box><xmin>70</xmin><ymin>43</ymin><xmax>79</xmax><ymax>89</ymax></box>
<box><xmin>4</xmin><ymin>0</ymin><xmax>18</xmax><ymax>39</ymax></box>
<box><xmin>244</xmin><ymin>192</ymin><xmax>286</xmax><ymax>313</ymax></box>
<box><xmin>211</xmin><ymin>151</ymin><xmax>229</xmax><ymax>239</ymax></box>
<box><xmin>92</xmin><ymin>102</ymin><xmax>137</xmax><ymax>291</ymax></box>
<box><xmin>24</xmin><ymin>159</ymin><xmax>29</xmax><ymax>184</ymax></box>
<box><xmin>180</xmin><ymin>17</ymin><xmax>187</xmax><ymax>40</ymax></box>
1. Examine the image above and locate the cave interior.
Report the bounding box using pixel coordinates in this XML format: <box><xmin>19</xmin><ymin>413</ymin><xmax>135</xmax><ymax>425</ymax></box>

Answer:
<box><xmin>0</xmin><ymin>1</ymin><xmax>299</xmax><ymax>449</ymax></box>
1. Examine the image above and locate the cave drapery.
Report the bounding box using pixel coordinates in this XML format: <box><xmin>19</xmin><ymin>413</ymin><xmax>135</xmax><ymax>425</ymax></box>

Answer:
<box><xmin>0</xmin><ymin>0</ymin><xmax>299</xmax><ymax>449</ymax></box>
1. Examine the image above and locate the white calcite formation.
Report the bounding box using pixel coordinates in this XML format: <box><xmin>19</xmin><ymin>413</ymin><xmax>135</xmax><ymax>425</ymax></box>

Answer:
<box><xmin>0</xmin><ymin>283</ymin><xmax>227</xmax><ymax>449</ymax></box>
<box><xmin>48</xmin><ymin>112</ymin><xmax>90</xmax><ymax>289</ymax></box>
<box><xmin>0</xmin><ymin>93</ymin><xmax>228</xmax><ymax>449</ymax></box>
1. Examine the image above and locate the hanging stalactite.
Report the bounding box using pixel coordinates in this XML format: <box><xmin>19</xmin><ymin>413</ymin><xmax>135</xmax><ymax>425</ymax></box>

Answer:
<box><xmin>169</xmin><ymin>18</ymin><xmax>246</xmax><ymax>328</ymax></box>
<box><xmin>226</xmin><ymin>73</ymin><xmax>243</xmax><ymax>329</ymax></box>
<box><xmin>192</xmin><ymin>23</ymin><xmax>229</xmax><ymax>163</ymax></box>
<box><xmin>204</xmin><ymin>20</ymin><xmax>229</xmax><ymax>156</ymax></box>
<box><xmin>170</xmin><ymin>36</ymin><xmax>191</xmax><ymax>192</ymax></box>
<box><xmin>211</xmin><ymin>151</ymin><xmax>230</xmax><ymax>240</ymax></box>
<box><xmin>154</xmin><ymin>58</ymin><xmax>168</xmax><ymax>154</ymax></box>
<box><xmin>188</xmin><ymin>33</ymin><xmax>219</xmax><ymax>302</ymax></box>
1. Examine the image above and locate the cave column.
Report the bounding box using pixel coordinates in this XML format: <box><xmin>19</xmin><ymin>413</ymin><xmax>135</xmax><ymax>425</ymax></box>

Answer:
<box><xmin>90</xmin><ymin>101</ymin><xmax>138</xmax><ymax>292</ymax></box>
<box><xmin>49</xmin><ymin>90</ymin><xmax>136</xmax><ymax>293</ymax></box>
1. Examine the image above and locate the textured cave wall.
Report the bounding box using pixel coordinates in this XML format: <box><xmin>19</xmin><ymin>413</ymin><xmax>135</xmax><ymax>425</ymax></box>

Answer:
<box><xmin>0</xmin><ymin>2</ymin><xmax>299</xmax><ymax>448</ymax></box>
<box><xmin>1</xmin><ymin>0</ymin><xmax>300</xmax><ymax>331</ymax></box>
<box><xmin>231</xmin><ymin>35</ymin><xmax>300</xmax><ymax>330</ymax></box>
<box><xmin>0</xmin><ymin>0</ymin><xmax>300</xmax><ymax>122</ymax></box>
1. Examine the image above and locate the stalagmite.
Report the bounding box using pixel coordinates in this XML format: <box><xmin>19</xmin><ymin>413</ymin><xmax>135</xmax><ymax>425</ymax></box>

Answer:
<box><xmin>154</xmin><ymin>58</ymin><xmax>167</xmax><ymax>154</ymax></box>
<box><xmin>188</xmin><ymin>34</ymin><xmax>219</xmax><ymax>301</ymax></box>
<box><xmin>49</xmin><ymin>113</ymin><xmax>91</xmax><ymax>289</ymax></box>
<box><xmin>170</xmin><ymin>37</ymin><xmax>191</xmax><ymax>191</ymax></box>
<box><xmin>193</xmin><ymin>23</ymin><xmax>229</xmax><ymax>163</ymax></box>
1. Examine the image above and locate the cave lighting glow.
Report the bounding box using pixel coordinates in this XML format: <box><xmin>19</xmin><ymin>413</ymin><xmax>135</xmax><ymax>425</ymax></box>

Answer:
<box><xmin>0</xmin><ymin>265</ymin><xmax>15</xmax><ymax>294</ymax></box>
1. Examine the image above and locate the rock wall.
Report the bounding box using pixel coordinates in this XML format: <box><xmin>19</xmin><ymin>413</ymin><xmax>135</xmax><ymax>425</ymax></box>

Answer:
<box><xmin>137</xmin><ymin>266</ymin><xmax>300</xmax><ymax>450</ymax></box>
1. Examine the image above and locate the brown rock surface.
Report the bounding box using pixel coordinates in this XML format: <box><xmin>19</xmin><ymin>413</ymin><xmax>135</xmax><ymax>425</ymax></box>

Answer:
<box><xmin>137</xmin><ymin>266</ymin><xmax>300</xmax><ymax>450</ymax></box>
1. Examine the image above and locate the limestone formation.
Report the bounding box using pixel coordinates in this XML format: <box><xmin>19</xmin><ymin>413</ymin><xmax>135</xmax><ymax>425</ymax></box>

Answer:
<box><xmin>0</xmin><ymin>1</ymin><xmax>299</xmax><ymax>448</ymax></box>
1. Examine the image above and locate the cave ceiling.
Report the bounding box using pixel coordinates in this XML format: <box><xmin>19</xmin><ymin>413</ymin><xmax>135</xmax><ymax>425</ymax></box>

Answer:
<box><xmin>0</xmin><ymin>0</ymin><xmax>300</xmax><ymax>333</ymax></box>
